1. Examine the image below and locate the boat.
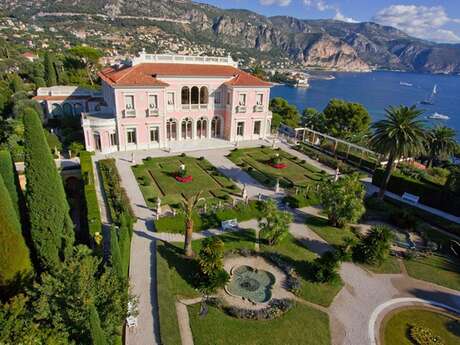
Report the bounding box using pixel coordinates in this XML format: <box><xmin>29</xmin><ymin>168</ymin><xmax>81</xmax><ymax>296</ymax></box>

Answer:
<box><xmin>400</xmin><ymin>82</ymin><xmax>413</xmax><ymax>87</ymax></box>
<box><xmin>421</xmin><ymin>84</ymin><xmax>437</xmax><ymax>105</ymax></box>
<box><xmin>428</xmin><ymin>112</ymin><xmax>450</xmax><ymax>120</ymax></box>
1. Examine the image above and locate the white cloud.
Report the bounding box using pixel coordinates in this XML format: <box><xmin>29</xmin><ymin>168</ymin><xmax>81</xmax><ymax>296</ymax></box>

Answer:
<box><xmin>373</xmin><ymin>5</ymin><xmax>460</xmax><ymax>43</ymax></box>
<box><xmin>303</xmin><ymin>0</ymin><xmax>358</xmax><ymax>23</ymax></box>
<box><xmin>259</xmin><ymin>0</ymin><xmax>292</xmax><ymax>6</ymax></box>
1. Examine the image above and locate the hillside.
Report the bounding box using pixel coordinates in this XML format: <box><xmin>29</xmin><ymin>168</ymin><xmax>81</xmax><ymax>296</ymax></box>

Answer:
<box><xmin>2</xmin><ymin>0</ymin><xmax>460</xmax><ymax>74</ymax></box>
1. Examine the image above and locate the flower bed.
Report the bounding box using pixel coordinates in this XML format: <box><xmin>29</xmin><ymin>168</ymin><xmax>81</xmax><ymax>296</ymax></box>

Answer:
<box><xmin>272</xmin><ymin>163</ymin><xmax>287</xmax><ymax>169</ymax></box>
<box><xmin>175</xmin><ymin>175</ymin><xmax>193</xmax><ymax>183</ymax></box>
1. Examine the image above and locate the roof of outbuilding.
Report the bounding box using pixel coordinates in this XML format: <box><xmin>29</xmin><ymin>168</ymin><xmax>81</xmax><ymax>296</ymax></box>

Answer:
<box><xmin>98</xmin><ymin>63</ymin><xmax>271</xmax><ymax>87</ymax></box>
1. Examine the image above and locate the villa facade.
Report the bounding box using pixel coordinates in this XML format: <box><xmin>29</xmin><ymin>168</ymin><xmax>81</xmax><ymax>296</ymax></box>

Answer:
<box><xmin>81</xmin><ymin>52</ymin><xmax>273</xmax><ymax>153</ymax></box>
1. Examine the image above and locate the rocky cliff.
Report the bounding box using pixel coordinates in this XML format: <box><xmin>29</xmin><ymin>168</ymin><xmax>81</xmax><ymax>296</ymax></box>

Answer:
<box><xmin>2</xmin><ymin>0</ymin><xmax>460</xmax><ymax>74</ymax></box>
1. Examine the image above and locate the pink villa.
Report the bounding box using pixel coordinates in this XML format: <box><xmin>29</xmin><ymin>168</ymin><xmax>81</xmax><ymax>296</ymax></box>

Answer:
<box><xmin>80</xmin><ymin>52</ymin><xmax>273</xmax><ymax>153</ymax></box>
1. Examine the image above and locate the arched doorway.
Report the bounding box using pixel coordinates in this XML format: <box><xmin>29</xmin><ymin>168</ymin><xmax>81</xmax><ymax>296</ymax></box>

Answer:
<box><xmin>181</xmin><ymin>118</ymin><xmax>193</xmax><ymax>140</ymax></box>
<box><xmin>196</xmin><ymin>117</ymin><xmax>208</xmax><ymax>139</ymax></box>
<box><xmin>166</xmin><ymin>119</ymin><xmax>177</xmax><ymax>140</ymax></box>
<box><xmin>63</xmin><ymin>103</ymin><xmax>73</xmax><ymax>116</ymax></box>
<box><xmin>211</xmin><ymin>116</ymin><xmax>222</xmax><ymax>138</ymax></box>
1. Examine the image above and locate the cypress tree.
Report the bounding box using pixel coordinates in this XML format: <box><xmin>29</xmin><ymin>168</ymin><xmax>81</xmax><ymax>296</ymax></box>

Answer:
<box><xmin>44</xmin><ymin>52</ymin><xmax>57</xmax><ymax>87</ymax></box>
<box><xmin>0</xmin><ymin>150</ymin><xmax>21</xmax><ymax>217</ymax></box>
<box><xmin>0</xmin><ymin>173</ymin><xmax>32</xmax><ymax>293</ymax></box>
<box><xmin>89</xmin><ymin>303</ymin><xmax>107</xmax><ymax>345</ymax></box>
<box><xmin>23</xmin><ymin>108</ymin><xmax>74</xmax><ymax>272</ymax></box>
<box><xmin>32</xmin><ymin>62</ymin><xmax>46</xmax><ymax>88</ymax></box>
<box><xmin>110</xmin><ymin>226</ymin><xmax>123</xmax><ymax>280</ymax></box>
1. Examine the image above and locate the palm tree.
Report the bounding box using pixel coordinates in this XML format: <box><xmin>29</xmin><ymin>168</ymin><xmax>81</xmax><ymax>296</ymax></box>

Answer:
<box><xmin>426</xmin><ymin>125</ymin><xmax>457</xmax><ymax>167</ymax></box>
<box><xmin>180</xmin><ymin>192</ymin><xmax>204</xmax><ymax>257</ymax></box>
<box><xmin>370</xmin><ymin>105</ymin><xmax>427</xmax><ymax>199</ymax></box>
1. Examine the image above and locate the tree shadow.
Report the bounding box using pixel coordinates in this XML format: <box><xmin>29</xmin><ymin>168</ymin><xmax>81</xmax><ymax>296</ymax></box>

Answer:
<box><xmin>156</xmin><ymin>241</ymin><xmax>200</xmax><ymax>290</ymax></box>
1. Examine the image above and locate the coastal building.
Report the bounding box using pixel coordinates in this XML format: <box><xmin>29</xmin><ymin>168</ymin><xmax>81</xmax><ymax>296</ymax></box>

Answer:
<box><xmin>81</xmin><ymin>52</ymin><xmax>273</xmax><ymax>153</ymax></box>
<box><xmin>34</xmin><ymin>86</ymin><xmax>107</xmax><ymax>118</ymax></box>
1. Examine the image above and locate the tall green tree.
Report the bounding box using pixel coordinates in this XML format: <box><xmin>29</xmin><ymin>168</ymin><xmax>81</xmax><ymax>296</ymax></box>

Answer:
<box><xmin>258</xmin><ymin>199</ymin><xmax>293</xmax><ymax>245</ymax></box>
<box><xmin>354</xmin><ymin>225</ymin><xmax>394</xmax><ymax>265</ymax></box>
<box><xmin>269</xmin><ymin>97</ymin><xmax>301</xmax><ymax>129</ymax></box>
<box><xmin>0</xmin><ymin>150</ymin><xmax>22</xmax><ymax>217</ymax></box>
<box><xmin>0</xmin><ymin>173</ymin><xmax>32</xmax><ymax>295</ymax></box>
<box><xmin>323</xmin><ymin>99</ymin><xmax>371</xmax><ymax>140</ymax></box>
<box><xmin>68</xmin><ymin>46</ymin><xmax>103</xmax><ymax>85</ymax></box>
<box><xmin>32</xmin><ymin>62</ymin><xmax>46</xmax><ymax>88</ymax></box>
<box><xmin>370</xmin><ymin>105</ymin><xmax>427</xmax><ymax>199</ymax></box>
<box><xmin>89</xmin><ymin>303</ymin><xmax>107</xmax><ymax>345</ymax></box>
<box><xmin>23</xmin><ymin>108</ymin><xmax>74</xmax><ymax>272</ymax></box>
<box><xmin>302</xmin><ymin>107</ymin><xmax>326</xmax><ymax>132</ymax></box>
<box><xmin>198</xmin><ymin>237</ymin><xmax>225</xmax><ymax>277</ymax></box>
<box><xmin>110</xmin><ymin>227</ymin><xmax>123</xmax><ymax>280</ymax></box>
<box><xmin>318</xmin><ymin>173</ymin><xmax>366</xmax><ymax>228</ymax></box>
<box><xmin>44</xmin><ymin>52</ymin><xmax>57</xmax><ymax>87</ymax></box>
<box><xmin>426</xmin><ymin>125</ymin><xmax>457</xmax><ymax>167</ymax></box>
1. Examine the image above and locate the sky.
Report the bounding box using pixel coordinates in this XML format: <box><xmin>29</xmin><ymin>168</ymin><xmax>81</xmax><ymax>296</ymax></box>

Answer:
<box><xmin>196</xmin><ymin>0</ymin><xmax>460</xmax><ymax>43</ymax></box>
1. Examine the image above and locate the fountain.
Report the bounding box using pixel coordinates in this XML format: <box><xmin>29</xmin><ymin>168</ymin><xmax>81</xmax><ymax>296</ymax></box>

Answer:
<box><xmin>226</xmin><ymin>265</ymin><xmax>275</xmax><ymax>303</ymax></box>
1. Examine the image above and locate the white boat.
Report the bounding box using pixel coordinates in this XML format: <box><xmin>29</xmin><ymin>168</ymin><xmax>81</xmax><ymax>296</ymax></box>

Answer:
<box><xmin>421</xmin><ymin>84</ymin><xmax>438</xmax><ymax>105</ymax></box>
<box><xmin>428</xmin><ymin>112</ymin><xmax>450</xmax><ymax>120</ymax></box>
<box><xmin>400</xmin><ymin>82</ymin><xmax>413</xmax><ymax>87</ymax></box>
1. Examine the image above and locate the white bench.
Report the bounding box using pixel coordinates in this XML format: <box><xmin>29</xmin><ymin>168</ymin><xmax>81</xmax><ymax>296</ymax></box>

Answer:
<box><xmin>402</xmin><ymin>192</ymin><xmax>420</xmax><ymax>204</ymax></box>
<box><xmin>221</xmin><ymin>219</ymin><xmax>238</xmax><ymax>231</ymax></box>
<box><xmin>126</xmin><ymin>315</ymin><xmax>138</xmax><ymax>328</ymax></box>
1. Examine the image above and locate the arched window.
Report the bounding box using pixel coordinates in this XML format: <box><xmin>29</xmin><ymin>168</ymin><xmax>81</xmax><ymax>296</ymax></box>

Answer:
<box><xmin>181</xmin><ymin>118</ymin><xmax>193</xmax><ymax>140</ymax></box>
<box><xmin>181</xmin><ymin>86</ymin><xmax>190</xmax><ymax>105</ymax></box>
<box><xmin>196</xmin><ymin>117</ymin><xmax>207</xmax><ymax>139</ymax></box>
<box><xmin>191</xmin><ymin>86</ymin><xmax>199</xmax><ymax>105</ymax></box>
<box><xmin>166</xmin><ymin>118</ymin><xmax>177</xmax><ymax>140</ymax></box>
<box><xmin>74</xmin><ymin>103</ymin><xmax>83</xmax><ymax>116</ymax></box>
<box><xmin>63</xmin><ymin>103</ymin><xmax>73</xmax><ymax>116</ymax></box>
<box><xmin>211</xmin><ymin>116</ymin><xmax>221</xmax><ymax>138</ymax></box>
<box><xmin>200</xmin><ymin>86</ymin><xmax>208</xmax><ymax>105</ymax></box>
<box><xmin>51</xmin><ymin>103</ymin><xmax>62</xmax><ymax>117</ymax></box>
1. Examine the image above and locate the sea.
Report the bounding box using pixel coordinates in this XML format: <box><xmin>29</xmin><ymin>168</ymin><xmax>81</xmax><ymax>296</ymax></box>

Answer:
<box><xmin>270</xmin><ymin>70</ymin><xmax>460</xmax><ymax>140</ymax></box>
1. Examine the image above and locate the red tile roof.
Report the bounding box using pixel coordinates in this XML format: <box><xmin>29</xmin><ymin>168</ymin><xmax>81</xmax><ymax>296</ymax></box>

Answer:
<box><xmin>98</xmin><ymin>63</ymin><xmax>271</xmax><ymax>87</ymax></box>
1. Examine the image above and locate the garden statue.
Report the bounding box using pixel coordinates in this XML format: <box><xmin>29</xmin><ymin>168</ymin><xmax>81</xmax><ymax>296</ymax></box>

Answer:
<box><xmin>275</xmin><ymin>178</ymin><xmax>280</xmax><ymax>193</ymax></box>
<box><xmin>203</xmin><ymin>203</ymin><xmax>207</xmax><ymax>214</ymax></box>
<box><xmin>258</xmin><ymin>193</ymin><xmax>262</xmax><ymax>201</ymax></box>
<box><xmin>179</xmin><ymin>163</ymin><xmax>187</xmax><ymax>177</ymax></box>
<box><xmin>242</xmin><ymin>184</ymin><xmax>247</xmax><ymax>201</ymax></box>
<box><xmin>131</xmin><ymin>152</ymin><xmax>135</xmax><ymax>164</ymax></box>
<box><xmin>156</xmin><ymin>197</ymin><xmax>161</xmax><ymax>216</ymax></box>
<box><xmin>334</xmin><ymin>167</ymin><xmax>340</xmax><ymax>182</ymax></box>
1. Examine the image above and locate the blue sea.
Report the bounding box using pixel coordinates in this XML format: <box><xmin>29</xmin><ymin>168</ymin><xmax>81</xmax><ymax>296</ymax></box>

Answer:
<box><xmin>270</xmin><ymin>71</ymin><xmax>460</xmax><ymax>139</ymax></box>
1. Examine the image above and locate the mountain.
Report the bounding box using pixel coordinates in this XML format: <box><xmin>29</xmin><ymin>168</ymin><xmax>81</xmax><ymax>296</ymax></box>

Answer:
<box><xmin>2</xmin><ymin>0</ymin><xmax>460</xmax><ymax>74</ymax></box>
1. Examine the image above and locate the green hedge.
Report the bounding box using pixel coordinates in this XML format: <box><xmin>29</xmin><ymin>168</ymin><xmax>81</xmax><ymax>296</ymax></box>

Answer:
<box><xmin>295</xmin><ymin>144</ymin><xmax>358</xmax><ymax>174</ymax></box>
<box><xmin>373</xmin><ymin>169</ymin><xmax>460</xmax><ymax>216</ymax></box>
<box><xmin>80</xmin><ymin>151</ymin><xmax>102</xmax><ymax>240</ymax></box>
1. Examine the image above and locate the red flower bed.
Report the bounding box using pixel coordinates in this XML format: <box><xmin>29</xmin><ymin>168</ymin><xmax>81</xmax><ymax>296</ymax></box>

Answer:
<box><xmin>272</xmin><ymin>163</ymin><xmax>287</xmax><ymax>169</ymax></box>
<box><xmin>175</xmin><ymin>175</ymin><xmax>193</xmax><ymax>183</ymax></box>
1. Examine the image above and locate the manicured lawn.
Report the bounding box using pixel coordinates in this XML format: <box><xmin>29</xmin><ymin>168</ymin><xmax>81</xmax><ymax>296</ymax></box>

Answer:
<box><xmin>132</xmin><ymin>155</ymin><xmax>240</xmax><ymax>208</ymax></box>
<box><xmin>154</xmin><ymin>200</ymin><xmax>263</xmax><ymax>233</ymax></box>
<box><xmin>188</xmin><ymin>303</ymin><xmax>331</xmax><ymax>345</ymax></box>
<box><xmin>305</xmin><ymin>216</ymin><xmax>357</xmax><ymax>247</ymax></box>
<box><xmin>404</xmin><ymin>254</ymin><xmax>460</xmax><ymax>291</ymax></box>
<box><xmin>261</xmin><ymin>233</ymin><xmax>343</xmax><ymax>307</ymax></box>
<box><xmin>227</xmin><ymin>147</ymin><xmax>324</xmax><ymax>188</ymax></box>
<box><xmin>360</xmin><ymin>257</ymin><xmax>402</xmax><ymax>274</ymax></box>
<box><xmin>382</xmin><ymin>307</ymin><xmax>460</xmax><ymax>345</ymax></box>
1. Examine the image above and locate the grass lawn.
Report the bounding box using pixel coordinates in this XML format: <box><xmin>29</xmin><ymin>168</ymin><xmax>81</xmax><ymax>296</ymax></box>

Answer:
<box><xmin>261</xmin><ymin>233</ymin><xmax>343</xmax><ymax>307</ymax></box>
<box><xmin>382</xmin><ymin>307</ymin><xmax>460</xmax><ymax>345</ymax></box>
<box><xmin>305</xmin><ymin>215</ymin><xmax>357</xmax><ymax>247</ymax></box>
<box><xmin>360</xmin><ymin>257</ymin><xmax>402</xmax><ymax>274</ymax></box>
<box><xmin>404</xmin><ymin>254</ymin><xmax>460</xmax><ymax>291</ymax></box>
<box><xmin>132</xmin><ymin>155</ymin><xmax>240</xmax><ymax>208</ymax></box>
<box><xmin>227</xmin><ymin>147</ymin><xmax>324</xmax><ymax>188</ymax></box>
<box><xmin>188</xmin><ymin>303</ymin><xmax>331</xmax><ymax>345</ymax></box>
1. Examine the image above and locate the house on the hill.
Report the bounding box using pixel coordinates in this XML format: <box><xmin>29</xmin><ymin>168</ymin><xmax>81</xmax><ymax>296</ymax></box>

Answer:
<box><xmin>81</xmin><ymin>52</ymin><xmax>273</xmax><ymax>153</ymax></box>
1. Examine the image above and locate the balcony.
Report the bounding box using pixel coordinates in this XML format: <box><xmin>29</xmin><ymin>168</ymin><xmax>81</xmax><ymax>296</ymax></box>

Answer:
<box><xmin>236</xmin><ymin>105</ymin><xmax>247</xmax><ymax>113</ymax></box>
<box><xmin>254</xmin><ymin>105</ymin><xmax>264</xmax><ymax>112</ymax></box>
<box><xmin>123</xmin><ymin>109</ymin><xmax>136</xmax><ymax>118</ymax></box>
<box><xmin>147</xmin><ymin>108</ymin><xmax>159</xmax><ymax>117</ymax></box>
<box><xmin>181</xmin><ymin>104</ymin><xmax>208</xmax><ymax>111</ymax></box>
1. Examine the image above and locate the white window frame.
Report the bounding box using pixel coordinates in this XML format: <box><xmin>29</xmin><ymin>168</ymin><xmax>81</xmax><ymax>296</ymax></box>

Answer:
<box><xmin>167</xmin><ymin>92</ymin><xmax>175</xmax><ymax>109</ymax></box>
<box><xmin>110</xmin><ymin>132</ymin><xmax>118</xmax><ymax>146</ymax></box>
<box><xmin>126</xmin><ymin>128</ymin><xmax>137</xmax><ymax>145</ymax></box>
<box><xmin>253</xmin><ymin>120</ymin><xmax>261</xmax><ymax>135</ymax></box>
<box><xmin>148</xmin><ymin>94</ymin><xmax>158</xmax><ymax>109</ymax></box>
<box><xmin>238</xmin><ymin>93</ymin><xmax>246</xmax><ymax>106</ymax></box>
<box><xmin>149</xmin><ymin>126</ymin><xmax>160</xmax><ymax>143</ymax></box>
<box><xmin>124</xmin><ymin>95</ymin><xmax>135</xmax><ymax>110</ymax></box>
<box><xmin>237</xmin><ymin>121</ymin><xmax>244</xmax><ymax>137</ymax></box>
<box><xmin>256</xmin><ymin>93</ymin><xmax>264</xmax><ymax>106</ymax></box>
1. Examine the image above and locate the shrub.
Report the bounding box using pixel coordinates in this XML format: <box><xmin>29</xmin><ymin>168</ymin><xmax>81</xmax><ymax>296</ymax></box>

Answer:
<box><xmin>180</xmin><ymin>152</ymin><xmax>186</xmax><ymax>157</ymax></box>
<box><xmin>312</xmin><ymin>251</ymin><xmax>341</xmax><ymax>283</ymax></box>
<box><xmin>0</xmin><ymin>150</ymin><xmax>23</xmax><ymax>218</ymax></box>
<box><xmin>353</xmin><ymin>225</ymin><xmax>394</xmax><ymax>266</ymax></box>
<box><xmin>69</xmin><ymin>142</ymin><xmax>84</xmax><ymax>157</ymax></box>
<box><xmin>23</xmin><ymin>108</ymin><xmax>74</xmax><ymax>271</ymax></box>
<box><xmin>390</xmin><ymin>208</ymin><xmax>417</xmax><ymax>230</ymax></box>
<box><xmin>258</xmin><ymin>199</ymin><xmax>293</xmax><ymax>245</ymax></box>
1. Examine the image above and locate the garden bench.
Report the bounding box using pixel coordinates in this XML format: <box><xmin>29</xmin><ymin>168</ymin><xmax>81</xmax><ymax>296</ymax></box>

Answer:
<box><xmin>126</xmin><ymin>316</ymin><xmax>138</xmax><ymax>328</ymax></box>
<box><xmin>221</xmin><ymin>219</ymin><xmax>238</xmax><ymax>231</ymax></box>
<box><xmin>402</xmin><ymin>192</ymin><xmax>420</xmax><ymax>204</ymax></box>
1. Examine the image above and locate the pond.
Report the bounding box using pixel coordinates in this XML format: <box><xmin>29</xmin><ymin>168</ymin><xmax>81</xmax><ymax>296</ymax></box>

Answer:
<box><xmin>226</xmin><ymin>265</ymin><xmax>275</xmax><ymax>303</ymax></box>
